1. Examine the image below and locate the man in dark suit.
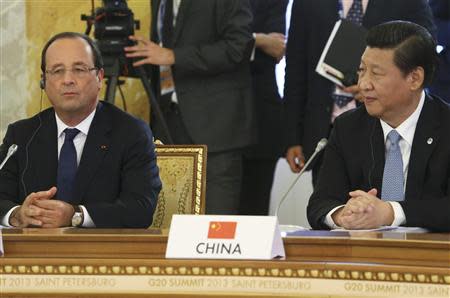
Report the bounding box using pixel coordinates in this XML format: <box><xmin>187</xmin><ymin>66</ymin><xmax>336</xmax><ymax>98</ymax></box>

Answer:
<box><xmin>307</xmin><ymin>21</ymin><xmax>450</xmax><ymax>232</ymax></box>
<box><xmin>125</xmin><ymin>0</ymin><xmax>255</xmax><ymax>214</ymax></box>
<box><xmin>284</xmin><ymin>0</ymin><xmax>436</xmax><ymax>185</ymax></box>
<box><xmin>0</xmin><ymin>32</ymin><xmax>162</xmax><ymax>228</ymax></box>
<box><xmin>239</xmin><ymin>0</ymin><xmax>288</xmax><ymax>215</ymax></box>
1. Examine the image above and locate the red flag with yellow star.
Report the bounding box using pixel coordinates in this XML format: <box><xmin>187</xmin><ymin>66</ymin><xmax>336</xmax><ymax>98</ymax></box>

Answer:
<box><xmin>207</xmin><ymin>221</ymin><xmax>237</xmax><ymax>239</ymax></box>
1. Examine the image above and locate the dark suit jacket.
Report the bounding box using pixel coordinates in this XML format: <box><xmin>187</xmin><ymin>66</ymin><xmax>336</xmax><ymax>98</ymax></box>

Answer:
<box><xmin>246</xmin><ymin>0</ymin><xmax>288</xmax><ymax>159</ymax></box>
<box><xmin>284</xmin><ymin>0</ymin><xmax>436</xmax><ymax>159</ymax></box>
<box><xmin>429</xmin><ymin>0</ymin><xmax>450</xmax><ymax>21</ymax></box>
<box><xmin>0</xmin><ymin>102</ymin><xmax>162</xmax><ymax>228</ymax></box>
<box><xmin>150</xmin><ymin>0</ymin><xmax>256</xmax><ymax>152</ymax></box>
<box><xmin>307</xmin><ymin>95</ymin><xmax>450</xmax><ymax>232</ymax></box>
<box><xmin>429</xmin><ymin>0</ymin><xmax>450</xmax><ymax>102</ymax></box>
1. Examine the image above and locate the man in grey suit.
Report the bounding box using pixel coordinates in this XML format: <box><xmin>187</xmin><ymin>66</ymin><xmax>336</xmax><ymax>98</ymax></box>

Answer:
<box><xmin>125</xmin><ymin>0</ymin><xmax>255</xmax><ymax>214</ymax></box>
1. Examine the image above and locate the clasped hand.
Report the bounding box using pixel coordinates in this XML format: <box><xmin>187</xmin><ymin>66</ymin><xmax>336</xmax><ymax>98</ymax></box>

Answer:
<box><xmin>9</xmin><ymin>187</ymin><xmax>75</xmax><ymax>228</ymax></box>
<box><xmin>333</xmin><ymin>188</ymin><xmax>394</xmax><ymax>229</ymax></box>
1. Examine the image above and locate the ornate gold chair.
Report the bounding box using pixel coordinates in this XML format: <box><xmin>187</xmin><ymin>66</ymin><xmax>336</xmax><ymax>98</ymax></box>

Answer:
<box><xmin>150</xmin><ymin>144</ymin><xmax>207</xmax><ymax>229</ymax></box>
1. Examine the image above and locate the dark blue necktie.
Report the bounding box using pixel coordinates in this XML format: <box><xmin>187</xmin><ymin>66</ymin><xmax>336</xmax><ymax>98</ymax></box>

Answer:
<box><xmin>161</xmin><ymin>0</ymin><xmax>174</xmax><ymax>48</ymax></box>
<box><xmin>57</xmin><ymin>128</ymin><xmax>80</xmax><ymax>202</ymax></box>
<box><xmin>381</xmin><ymin>130</ymin><xmax>405</xmax><ymax>201</ymax></box>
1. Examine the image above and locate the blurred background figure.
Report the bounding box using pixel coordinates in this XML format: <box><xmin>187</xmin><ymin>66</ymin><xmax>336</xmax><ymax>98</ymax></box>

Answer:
<box><xmin>239</xmin><ymin>0</ymin><xmax>289</xmax><ymax>216</ymax></box>
<box><xmin>125</xmin><ymin>0</ymin><xmax>255</xmax><ymax>215</ymax></box>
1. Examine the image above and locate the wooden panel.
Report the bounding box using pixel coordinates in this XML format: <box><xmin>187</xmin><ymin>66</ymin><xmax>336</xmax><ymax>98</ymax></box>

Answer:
<box><xmin>1</xmin><ymin>229</ymin><xmax>449</xmax><ymax>297</ymax></box>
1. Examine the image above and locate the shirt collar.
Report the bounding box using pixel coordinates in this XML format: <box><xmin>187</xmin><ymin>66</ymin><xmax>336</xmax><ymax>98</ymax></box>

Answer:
<box><xmin>55</xmin><ymin>108</ymin><xmax>97</xmax><ymax>138</ymax></box>
<box><xmin>380</xmin><ymin>91</ymin><xmax>425</xmax><ymax>146</ymax></box>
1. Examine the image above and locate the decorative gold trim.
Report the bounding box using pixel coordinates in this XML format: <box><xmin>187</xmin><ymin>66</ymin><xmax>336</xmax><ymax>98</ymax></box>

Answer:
<box><xmin>1</xmin><ymin>265</ymin><xmax>448</xmax><ymax>284</ymax></box>
<box><xmin>155</xmin><ymin>146</ymin><xmax>205</xmax><ymax>215</ymax></box>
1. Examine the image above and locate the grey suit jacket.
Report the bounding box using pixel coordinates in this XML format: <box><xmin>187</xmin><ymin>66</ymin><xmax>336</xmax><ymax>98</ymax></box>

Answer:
<box><xmin>0</xmin><ymin>102</ymin><xmax>162</xmax><ymax>228</ymax></box>
<box><xmin>150</xmin><ymin>0</ymin><xmax>256</xmax><ymax>152</ymax></box>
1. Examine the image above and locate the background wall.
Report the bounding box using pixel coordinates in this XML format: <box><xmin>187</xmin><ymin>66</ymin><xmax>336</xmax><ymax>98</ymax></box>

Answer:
<box><xmin>0</xmin><ymin>0</ymin><xmax>152</xmax><ymax>139</ymax></box>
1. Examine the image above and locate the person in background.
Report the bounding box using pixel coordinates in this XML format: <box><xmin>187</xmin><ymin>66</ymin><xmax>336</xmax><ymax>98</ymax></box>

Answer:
<box><xmin>239</xmin><ymin>0</ymin><xmax>289</xmax><ymax>216</ymax></box>
<box><xmin>0</xmin><ymin>32</ymin><xmax>161</xmax><ymax>228</ymax></box>
<box><xmin>125</xmin><ymin>0</ymin><xmax>255</xmax><ymax>215</ymax></box>
<box><xmin>308</xmin><ymin>21</ymin><xmax>450</xmax><ymax>232</ymax></box>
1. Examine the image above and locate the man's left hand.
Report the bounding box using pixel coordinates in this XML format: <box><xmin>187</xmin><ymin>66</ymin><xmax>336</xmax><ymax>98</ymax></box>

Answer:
<box><xmin>124</xmin><ymin>35</ymin><xmax>175</xmax><ymax>66</ymax></box>
<box><xmin>339</xmin><ymin>189</ymin><xmax>394</xmax><ymax>229</ymax></box>
<box><xmin>254</xmin><ymin>32</ymin><xmax>286</xmax><ymax>62</ymax></box>
<box><xmin>32</xmin><ymin>199</ymin><xmax>75</xmax><ymax>228</ymax></box>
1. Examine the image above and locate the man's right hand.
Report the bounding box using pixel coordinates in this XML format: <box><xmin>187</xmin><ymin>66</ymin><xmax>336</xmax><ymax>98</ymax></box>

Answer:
<box><xmin>254</xmin><ymin>32</ymin><xmax>286</xmax><ymax>62</ymax></box>
<box><xmin>9</xmin><ymin>187</ymin><xmax>57</xmax><ymax>228</ymax></box>
<box><xmin>285</xmin><ymin>145</ymin><xmax>305</xmax><ymax>173</ymax></box>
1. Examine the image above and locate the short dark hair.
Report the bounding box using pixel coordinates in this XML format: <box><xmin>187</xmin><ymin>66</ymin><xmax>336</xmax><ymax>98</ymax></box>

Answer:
<box><xmin>40</xmin><ymin>32</ymin><xmax>103</xmax><ymax>73</ymax></box>
<box><xmin>366</xmin><ymin>21</ymin><xmax>437</xmax><ymax>87</ymax></box>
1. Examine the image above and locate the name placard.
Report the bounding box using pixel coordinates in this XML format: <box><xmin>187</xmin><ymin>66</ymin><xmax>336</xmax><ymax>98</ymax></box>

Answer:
<box><xmin>166</xmin><ymin>215</ymin><xmax>285</xmax><ymax>260</ymax></box>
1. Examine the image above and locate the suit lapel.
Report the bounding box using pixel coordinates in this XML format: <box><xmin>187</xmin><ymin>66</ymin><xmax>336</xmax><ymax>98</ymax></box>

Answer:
<box><xmin>405</xmin><ymin>97</ymin><xmax>440</xmax><ymax>200</ymax></box>
<box><xmin>151</xmin><ymin>0</ymin><xmax>161</xmax><ymax>42</ymax></box>
<box><xmin>71</xmin><ymin>103</ymin><xmax>111</xmax><ymax>204</ymax></box>
<box><xmin>30</xmin><ymin>111</ymin><xmax>58</xmax><ymax>192</ymax></box>
<box><xmin>370</xmin><ymin>119</ymin><xmax>385</xmax><ymax>191</ymax></box>
<box><xmin>173</xmin><ymin>0</ymin><xmax>192</xmax><ymax>44</ymax></box>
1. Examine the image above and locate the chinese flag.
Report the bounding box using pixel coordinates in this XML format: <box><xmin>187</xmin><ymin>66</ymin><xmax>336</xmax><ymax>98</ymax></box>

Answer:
<box><xmin>207</xmin><ymin>221</ymin><xmax>237</xmax><ymax>239</ymax></box>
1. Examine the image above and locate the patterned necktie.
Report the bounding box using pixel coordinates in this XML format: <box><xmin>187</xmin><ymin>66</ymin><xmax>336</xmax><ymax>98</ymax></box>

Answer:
<box><xmin>381</xmin><ymin>130</ymin><xmax>405</xmax><ymax>201</ymax></box>
<box><xmin>346</xmin><ymin>0</ymin><xmax>363</xmax><ymax>26</ymax></box>
<box><xmin>57</xmin><ymin>128</ymin><xmax>80</xmax><ymax>202</ymax></box>
<box><xmin>332</xmin><ymin>0</ymin><xmax>364</xmax><ymax>108</ymax></box>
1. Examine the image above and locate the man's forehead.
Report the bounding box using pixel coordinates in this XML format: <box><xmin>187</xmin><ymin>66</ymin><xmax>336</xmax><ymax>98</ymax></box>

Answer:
<box><xmin>361</xmin><ymin>47</ymin><xmax>395</xmax><ymax>65</ymax></box>
<box><xmin>45</xmin><ymin>37</ymin><xmax>93</xmax><ymax>64</ymax></box>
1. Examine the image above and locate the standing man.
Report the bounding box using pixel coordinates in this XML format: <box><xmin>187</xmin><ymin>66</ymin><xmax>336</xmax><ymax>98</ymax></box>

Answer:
<box><xmin>284</xmin><ymin>0</ymin><xmax>435</xmax><ymax>185</ymax></box>
<box><xmin>0</xmin><ymin>32</ymin><xmax>161</xmax><ymax>228</ymax></box>
<box><xmin>239</xmin><ymin>0</ymin><xmax>288</xmax><ymax>215</ymax></box>
<box><xmin>308</xmin><ymin>21</ymin><xmax>450</xmax><ymax>232</ymax></box>
<box><xmin>125</xmin><ymin>0</ymin><xmax>255</xmax><ymax>214</ymax></box>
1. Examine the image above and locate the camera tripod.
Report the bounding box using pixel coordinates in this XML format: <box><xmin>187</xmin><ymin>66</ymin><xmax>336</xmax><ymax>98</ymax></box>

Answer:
<box><xmin>104</xmin><ymin>58</ymin><xmax>174</xmax><ymax>144</ymax></box>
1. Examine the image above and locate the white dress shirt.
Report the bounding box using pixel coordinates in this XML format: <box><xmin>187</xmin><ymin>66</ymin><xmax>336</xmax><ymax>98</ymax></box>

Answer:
<box><xmin>157</xmin><ymin>0</ymin><xmax>182</xmax><ymax>103</ymax></box>
<box><xmin>325</xmin><ymin>91</ymin><xmax>426</xmax><ymax>229</ymax></box>
<box><xmin>55</xmin><ymin>110</ymin><xmax>96</xmax><ymax>227</ymax></box>
<box><xmin>1</xmin><ymin>109</ymin><xmax>98</xmax><ymax>227</ymax></box>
